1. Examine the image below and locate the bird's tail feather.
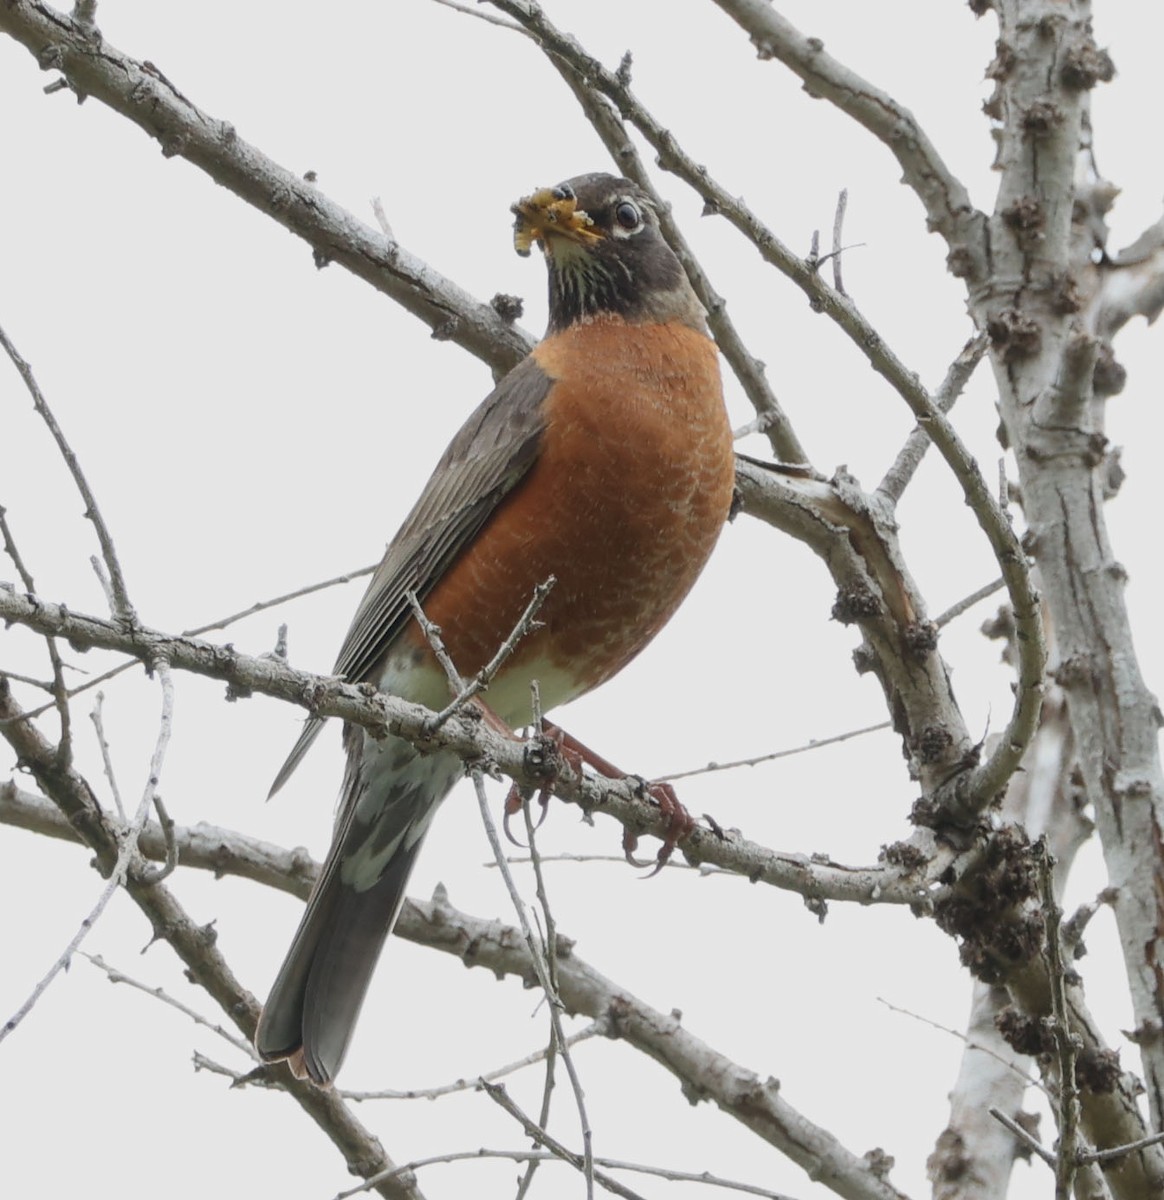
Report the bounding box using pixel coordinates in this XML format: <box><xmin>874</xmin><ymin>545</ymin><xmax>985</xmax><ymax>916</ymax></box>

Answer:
<box><xmin>255</xmin><ymin>836</ymin><xmax>424</xmax><ymax>1085</ymax></box>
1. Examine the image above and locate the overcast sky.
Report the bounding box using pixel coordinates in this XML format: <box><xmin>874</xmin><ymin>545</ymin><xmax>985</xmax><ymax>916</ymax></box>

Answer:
<box><xmin>3</xmin><ymin>3</ymin><xmax>1163</xmax><ymax>1198</ymax></box>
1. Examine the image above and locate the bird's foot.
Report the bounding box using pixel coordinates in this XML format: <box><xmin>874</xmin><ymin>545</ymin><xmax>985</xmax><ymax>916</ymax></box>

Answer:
<box><xmin>621</xmin><ymin>777</ymin><xmax>694</xmax><ymax>875</ymax></box>
<box><xmin>494</xmin><ymin>713</ymin><xmax>693</xmax><ymax>870</ymax></box>
<box><xmin>538</xmin><ymin>721</ymin><xmax>693</xmax><ymax>874</ymax></box>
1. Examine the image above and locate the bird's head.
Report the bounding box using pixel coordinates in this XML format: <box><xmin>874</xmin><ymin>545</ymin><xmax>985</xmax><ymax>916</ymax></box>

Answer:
<box><xmin>511</xmin><ymin>172</ymin><xmax>705</xmax><ymax>333</ymax></box>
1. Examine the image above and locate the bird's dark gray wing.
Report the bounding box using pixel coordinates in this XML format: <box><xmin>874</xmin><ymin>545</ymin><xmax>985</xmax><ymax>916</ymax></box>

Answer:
<box><xmin>269</xmin><ymin>354</ymin><xmax>552</xmax><ymax>796</ymax></box>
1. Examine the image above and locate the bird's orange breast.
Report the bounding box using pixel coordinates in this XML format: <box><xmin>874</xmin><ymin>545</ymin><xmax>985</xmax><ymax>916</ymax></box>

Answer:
<box><xmin>415</xmin><ymin>316</ymin><xmax>734</xmax><ymax>721</ymax></box>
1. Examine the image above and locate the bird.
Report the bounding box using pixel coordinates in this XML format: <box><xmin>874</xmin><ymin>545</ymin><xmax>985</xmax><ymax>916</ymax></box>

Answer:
<box><xmin>255</xmin><ymin>172</ymin><xmax>736</xmax><ymax>1085</ymax></box>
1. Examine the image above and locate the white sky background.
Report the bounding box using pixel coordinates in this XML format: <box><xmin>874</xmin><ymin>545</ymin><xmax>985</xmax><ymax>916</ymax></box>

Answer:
<box><xmin>2</xmin><ymin>2</ymin><xmax>1163</xmax><ymax>1198</ymax></box>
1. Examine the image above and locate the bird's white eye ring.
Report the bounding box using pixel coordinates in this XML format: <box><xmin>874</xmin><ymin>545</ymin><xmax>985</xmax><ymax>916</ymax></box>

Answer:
<box><xmin>614</xmin><ymin>200</ymin><xmax>641</xmax><ymax>230</ymax></box>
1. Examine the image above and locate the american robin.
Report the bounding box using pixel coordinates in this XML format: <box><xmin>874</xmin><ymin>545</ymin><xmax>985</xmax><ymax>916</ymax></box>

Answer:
<box><xmin>255</xmin><ymin>172</ymin><xmax>735</xmax><ymax>1084</ymax></box>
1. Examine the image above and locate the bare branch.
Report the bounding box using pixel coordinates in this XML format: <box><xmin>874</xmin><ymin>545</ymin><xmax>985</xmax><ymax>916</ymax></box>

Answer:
<box><xmin>482</xmin><ymin>1082</ymin><xmax>642</xmax><ymax>1200</ymax></box>
<box><xmin>473</xmin><ymin>770</ymin><xmax>595</xmax><ymax>1196</ymax></box>
<box><xmin>0</xmin><ymin>321</ymin><xmax>135</xmax><ymax>623</ymax></box>
<box><xmin>830</xmin><ymin>189</ymin><xmax>848</xmax><ymax>296</ymax></box>
<box><xmin>4</xmin><ymin>781</ymin><xmax>1118</xmax><ymax>1200</ymax></box>
<box><xmin>181</xmin><ymin>564</ymin><xmax>376</xmax><ymax>638</ymax></box>
<box><xmin>482</xmin><ymin>0</ymin><xmax>1043</xmax><ymax>827</ymax></box>
<box><xmin>0</xmin><ymin>5</ymin><xmax>533</xmax><ymax>375</ymax></box>
<box><xmin>877</xmin><ymin>333</ymin><xmax>990</xmax><ymax>504</ymax></box>
<box><xmin>0</xmin><ymin>504</ymin><xmax>72</xmax><ymax>758</ymax></box>
<box><xmin>335</xmin><ymin>1145</ymin><xmax>804</xmax><ymax>1200</ymax></box>
<box><xmin>427</xmin><ymin>0</ymin><xmax>524</xmax><ymax>33</ymax></box>
<box><xmin>709</xmin><ymin>0</ymin><xmax>985</xmax><ymax>261</ymax></box>
<box><xmin>420</xmin><ymin>577</ymin><xmax>555</xmax><ymax>733</ymax></box>
<box><xmin>0</xmin><ymin>685</ymin><xmax>426</xmax><ymax>1200</ymax></box>
<box><xmin>657</xmin><ymin>720</ymin><xmax>889</xmax><ymax>784</ymax></box>
<box><xmin>932</xmin><ymin>578</ymin><xmax>1005</xmax><ymax>629</ymax></box>
<box><xmin>988</xmin><ymin>1107</ymin><xmax>1056</xmax><ymax>1168</ymax></box>
<box><xmin>89</xmin><ymin>692</ymin><xmax>125</xmax><ymax>820</ymax></box>
<box><xmin>0</xmin><ymin>657</ymin><xmax>171</xmax><ymax>1042</ymax></box>
<box><xmin>343</xmin><ymin>1023</ymin><xmax>605</xmax><ymax>1104</ymax></box>
<box><xmin>83</xmin><ymin>952</ymin><xmax>257</xmax><ymax>1059</ymax></box>
<box><xmin>0</xmin><ymin>591</ymin><xmax>952</xmax><ymax>905</ymax></box>
<box><xmin>1036</xmin><ymin>842</ymin><xmax>1082</xmax><ymax>1200</ymax></box>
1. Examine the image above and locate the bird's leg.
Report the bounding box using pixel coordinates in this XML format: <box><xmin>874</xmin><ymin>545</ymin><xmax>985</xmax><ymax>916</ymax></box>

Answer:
<box><xmin>539</xmin><ymin>720</ymin><xmax>693</xmax><ymax>873</ymax></box>
<box><xmin>475</xmin><ymin>700</ymin><xmax>691</xmax><ymax>870</ymax></box>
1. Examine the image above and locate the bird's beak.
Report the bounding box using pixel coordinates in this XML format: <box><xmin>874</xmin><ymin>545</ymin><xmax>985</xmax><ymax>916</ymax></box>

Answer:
<box><xmin>511</xmin><ymin>184</ymin><xmax>603</xmax><ymax>258</ymax></box>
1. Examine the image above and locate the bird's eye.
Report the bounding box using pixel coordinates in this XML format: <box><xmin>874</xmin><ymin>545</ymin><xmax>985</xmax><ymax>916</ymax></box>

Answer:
<box><xmin>614</xmin><ymin>200</ymin><xmax>641</xmax><ymax>230</ymax></box>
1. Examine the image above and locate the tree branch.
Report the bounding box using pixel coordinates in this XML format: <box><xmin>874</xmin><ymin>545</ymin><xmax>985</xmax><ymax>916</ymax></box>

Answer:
<box><xmin>0</xmin><ymin>776</ymin><xmax>908</xmax><ymax>1200</ymax></box>
<box><xmin>0</xmin><ymin>683</ymin><xmax>426</xmax><ymax>1200</ymax></box>
<box><xmin>0</xmin><ymin>590</ymin><xmax>944</xmax><ymax>910</ymax></box>
<box><xmin>709</xmin><ymin>0</ymin><xmax>986</xmax><ymax>266</ymax></box>
<box><xmin>0</xmin><ymin>0</ymin><xmax>533</xmax><ymax>376</ymax></box>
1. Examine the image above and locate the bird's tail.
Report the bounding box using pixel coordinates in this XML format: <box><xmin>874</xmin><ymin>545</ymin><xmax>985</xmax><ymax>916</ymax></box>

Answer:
<box><xmin>255</xmin><ymin>834</ymin><xmax>425</xmax><ymax>1085</ymax></box>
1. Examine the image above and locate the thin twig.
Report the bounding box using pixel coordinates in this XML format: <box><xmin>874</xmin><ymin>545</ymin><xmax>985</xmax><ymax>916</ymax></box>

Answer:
<box><xmin>831</xmin><ymin>188</ymin><xmax>848</xmax><ymax>295</ymax></box>
<box><xmin>138</xmin><ymin>793</ymin><xmax>179</xmax><ymax>884</ymax></box>
<box><xmin>181</xmin><ymin>564</ymin><xmax>376</xmax><ymax>637</ymax></box>
<box><xmin>0</xmin><ymin>657</ymin><xmax>173</xmax><ymax>1042</ymax></box>
<box><xmin>89</xmin><ymin>692</ymin><xmax>126</xmax><ymax>820</ymax></box>
<box><xmin>472</xmin><ymin>770</ymin><xmax>595</xmax><ymax>1198</ymax></box>
<box><xmin>0</xmin><ymin>322</ymin><xmax>136</xmax><ymax>623</ymax></box>
<box><xmin>0</xmin><ymin>505</ymin><xmax>72</xmax><ymax>760</ymax></box>
<box><xmin>656</xmin><ymin>720</ymin><xmax>889</xmax><ymax>784</ymax></box>
<box><xmin>10</xmin><ymin>562</ymin><xmax>377</xmax><ymax>729</ymax></box>
<box><xmin>1037</xmin><ymin>840</ymin><xmax>1082</xmax><ymax>1199</ymax></box>
<box><xmin>989</xmin><ymin>1106</ymin><xmax>1057</xmax><ymax>1167</ymax></box>
<box><xmin>1063</xmin><ymin>887</ymin><xmax>1118</xmax><ymax>952</ymax></box>
<box><xmin>516</xmin><ymin>767</ymin><xmax>561</xmax><ymax>1200</ymax></box>
<box><xmin>341</xmin><ymin>1023</ymin><xmax>604</xmax><ymax>1103</ymax></box>
<box><xmin>425</xmin><ymin>577</ymin><xmax>554</xmax><ymax>732</ymax></box>
<box><xmin>482</xmin><ymin>1083</ymin><xmax>642</xmax><ymax>1200</ymax></box>
<box><xmin>0</xmin><ymin>670</ymin><xmax>54</xmax><ymax>692</ymax></box>
<box><xmin>82</xmin><ymin>952</ymin><xmax>257</xmax><ymax>1058</ymax></box>
<box><xmin>335</xmin><ymin>1144</ymin><xmax>799</xmax><ymax>1200</ymax></box>
<box><xmin>1082</xmin><ymin>1130</ymin><xmax>1164</xmax><ymax>1166</ymax></box>
<box><xmin>933</xmin><ymin>578</ymin><xmax>1006</xmax><ymax>628</ymax></box>
<box><xmin>406</xmin><ymin>591</ymin><xmax>465</xmax><ymax>693</ymax></box>
<box><xmin>876</xmin><ymin>331</ymin><xmax>989</xmax><ymax>503</ymax></box>
<box><xmin>878</xmin><ymin>997</ymin><xmax>1040</xmax><ymax>1095</ymax></box>
<box><xmin>427</xmin><ymin>0</ymin><xmax>524</xmax><ymax>32</ymax></box>
<box><xmin>370</xmin><ymin>196</ymin><xmax>395</xmax><ymax>241</ymax></box>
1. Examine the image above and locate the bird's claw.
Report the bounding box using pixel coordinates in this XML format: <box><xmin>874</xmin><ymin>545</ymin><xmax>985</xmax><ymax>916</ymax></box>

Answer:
<box><xmin>502</xmin><ymin>785</ymin><xmax>529</xmax><ymax>848</ymax></box>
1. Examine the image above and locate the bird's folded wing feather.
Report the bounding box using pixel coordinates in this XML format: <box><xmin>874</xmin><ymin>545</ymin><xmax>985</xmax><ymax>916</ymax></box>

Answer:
<box><xmin>268</xmin><ymin>355</ymin><xmax>553</xmax><ymax>796</ymax></box>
